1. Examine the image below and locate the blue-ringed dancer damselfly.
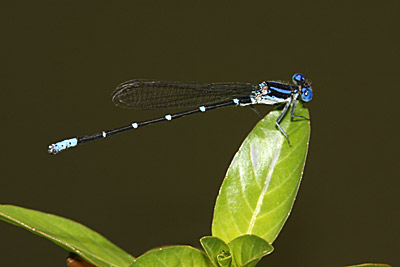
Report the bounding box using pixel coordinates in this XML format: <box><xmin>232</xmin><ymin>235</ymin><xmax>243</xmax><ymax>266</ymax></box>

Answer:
<box><xmin>48</xmin><ymin>73</ymin><xmax>313</xmax><ymax>154</ymax></box>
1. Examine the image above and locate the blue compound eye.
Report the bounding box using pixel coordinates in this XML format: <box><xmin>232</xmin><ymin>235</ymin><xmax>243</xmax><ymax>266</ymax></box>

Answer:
<box><xmin>292</xmin><ymin>73</ymin><xmax>306</xmax><ymax>85</ymax></box>
<box><xmin>301</xmin><ymin>87</ymin><xmax>313</xmax><ymax>102</ymax></box>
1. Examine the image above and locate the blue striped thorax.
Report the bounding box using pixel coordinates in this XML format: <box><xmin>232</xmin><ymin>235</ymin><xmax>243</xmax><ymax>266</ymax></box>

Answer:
<box><xmin>250</xmin><ymin>81</ymin><xmax>294</xmax><ymax>105</ymax></box>
<box><xmin>248</xmin><ymin>73</ymin><xmax>312</xmax><ymax>107</ymax></box>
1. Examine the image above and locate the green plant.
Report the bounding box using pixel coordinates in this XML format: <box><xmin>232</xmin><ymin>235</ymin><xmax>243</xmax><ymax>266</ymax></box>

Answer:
<box><xmin>0</xmin><ymin>103</ymin><xmax>389</xmax><ymax>267</ymax></box>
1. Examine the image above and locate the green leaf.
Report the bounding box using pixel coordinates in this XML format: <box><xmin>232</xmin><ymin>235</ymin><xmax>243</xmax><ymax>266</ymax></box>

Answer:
<box><xmin>131</xmin><ymin>246</ymin><xmax>212</xmax><ymax>267</ymax></box>
<box><xmin>216</xmin><ymin>250</ymin><xmax>233</xmax><ymax>267</ymax></box>
<box><xmin>0</xmin><ymin>204</ymin><xmax>134</xmax><ymax>267</ymax></box>
<box><xmin>212</xmin><ymin>102</ymin><xmax>311</xmax><ymax>244</ymax></box>
<box><xmin>200</xmin><ymin>236</ymin><xmax>231</xmax><ymax>267</ymax></box>
<box><xmin>228</xmin><ymin>235</ymin><xmax>273</xmax><ymax>267</ymax></box>
<box><xmin>346</xmin><ymin>264</ymin><xmax>392</xmax><ymax>267</ymax></box>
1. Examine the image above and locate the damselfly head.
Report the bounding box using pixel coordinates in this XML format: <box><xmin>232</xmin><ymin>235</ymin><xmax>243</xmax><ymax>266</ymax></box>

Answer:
<box><xmin>292</xmin><ymin>73</ymin><xmax>313</xmax><ymax>102</ymax></box>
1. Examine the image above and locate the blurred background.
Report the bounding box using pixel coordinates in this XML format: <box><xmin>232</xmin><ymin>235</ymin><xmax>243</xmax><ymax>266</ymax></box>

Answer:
<box><xmin>1</xmin><ymin>1</ymin><xmax>398</xmax><ymax>266</ymax></box>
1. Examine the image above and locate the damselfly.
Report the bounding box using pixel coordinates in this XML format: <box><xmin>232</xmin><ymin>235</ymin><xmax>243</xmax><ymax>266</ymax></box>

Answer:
<box><xmin>48</xmin><ymin>73</ymin><xmax>313</xmax><ymax>154</ymax></box>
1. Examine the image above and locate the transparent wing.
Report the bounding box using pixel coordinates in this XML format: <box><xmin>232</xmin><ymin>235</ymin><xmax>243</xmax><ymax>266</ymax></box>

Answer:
<box><xmin>111</xmin><ymin>79</ymin><xmax>257</xmax><ymax>109</ymax></box>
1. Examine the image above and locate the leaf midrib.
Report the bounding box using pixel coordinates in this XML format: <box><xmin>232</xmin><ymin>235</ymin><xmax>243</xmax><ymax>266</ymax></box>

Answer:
<box><xmin>247</xmin><ymin>141</ymin><xmax>282</xmax><ymax>234</ymax></box>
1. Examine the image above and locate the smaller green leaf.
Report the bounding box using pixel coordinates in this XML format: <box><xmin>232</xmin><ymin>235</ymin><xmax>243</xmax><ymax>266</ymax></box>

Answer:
<box><xmin>131</xmin><ymin>246</ymin><xmax>212</xmax><ymax>267</ymax></box>
<box><xmin>216</xmin><ymin>250</ymin><xmax>232</xmax><ymax>267</ymax></box>
<box><xmin>346</xmin><ymin>264</ymin><xmax>392</xmax><ymax>267</ymax></box>
<box><xmin>228</xmin><ymin>235</ymin><xmax>273</xmax><ymax>267</ymax></box>
<box><xmin>0</xmin><ymin>205</ymin><xmax>134</xmax><ymax>267</ymax></box>
<box><xmin>200</xmin><ymin>236</ymin><xmax>231</xmax><ymax>267</ymax></box>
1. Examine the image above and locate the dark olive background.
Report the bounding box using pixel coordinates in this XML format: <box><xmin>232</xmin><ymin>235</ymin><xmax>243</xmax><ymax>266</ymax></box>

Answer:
<box><xmin>1</xmin><ymin>1</ymin><xmax>399</xmax><ymax>266</ymax></box>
